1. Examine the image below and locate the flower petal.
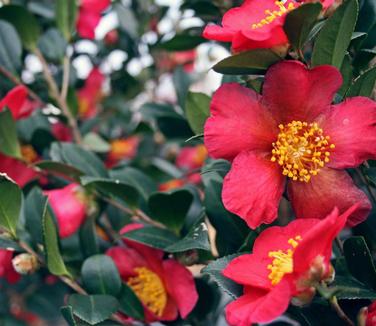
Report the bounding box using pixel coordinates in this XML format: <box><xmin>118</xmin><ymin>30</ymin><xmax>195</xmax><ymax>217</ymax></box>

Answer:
<box><xmin>0</xmin><ymin>85</ymin><xmax>29</xmax><ymax>120</ymax></box>
<box><xmin>319</xmin><ymin>97</ymin><xmax>376</xmax><ymax>168</ymax></box>
<box><xmin>222</xmin><ymin>151</ymin><xmax>285</xmax><ymax>229</ymax></box>
<box><xmin>204</xmin><ymin>83</ymin><xmax>277</xmax><ymax>161</ymax></box>
<box><xmin>288</xmin><ymin>168</ymin><xmax>371</xmax><ymax>227</ymax></box>
<box><xmin>162</xmin><ymin>259</ymin><xmax>198</xmax><ymax>319</ymax></box>
<box><xmin>262</xmin><ymin>61</ymin><xmax>342</xmax><ymax>124</ymax></box>
<box><xmin>202</xmin><ymin>24</ymin><xmax>234</xmax><ymax>42</ymax></box>
<box><xmin>0</xmin><ymin>153</ymin><xmax>37</xmax><ymax>187</ymax></box>
<box><xmin>225</xmin><ymin>282</ymin><xmax>291</xmax><ymax>326</ymax></box>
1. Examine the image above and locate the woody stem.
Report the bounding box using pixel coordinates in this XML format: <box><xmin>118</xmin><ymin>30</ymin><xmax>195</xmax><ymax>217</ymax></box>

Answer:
<box><xmin>329</xmin><ymin>296</ymin><xmax>355</xmax><ymax>326</ymax></box>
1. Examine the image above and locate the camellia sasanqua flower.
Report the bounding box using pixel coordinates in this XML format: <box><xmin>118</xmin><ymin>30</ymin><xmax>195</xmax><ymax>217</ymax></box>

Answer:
<box><xmin>44</xmin><ymin>184</ymin><xmax>91</xmax><ymax>238</ymax></box>
<box><xmin>223</xmin><ymin>205</ymin><xmax>357</xmax><ymax>326</ymax></box>
<box><xmin>204</xmin><ymin>60</ymin><xmax>376</xmax><ymax>229</ymax></box>
<box><xmin>76</xmin><ymin>0</ymin><xmax>111</xmax><ymax>39</ymax></box>
<box><xmin>202</xmin><ymin>0</ymin><xmax>334</xmax><ymax>52</ymax></box>
<box><xmin>106</xmin><ymin>136</ymin><xmax>140</xmax><ymax>168</ymax></box>
<box><xmin>0</xmin><ymin>154</ymin><xmax>38</xmax><ymax>187</ymax></box>
<box><xmin>106</xmin><ymin>223</ymin><xmax>198</xmax><ymax>322</ymax></box>
<box><xmin>0</xmin><ymin>85</ymin><xmax>37</xmax><ymax>120</ymax></box>
<box><xmin>0</xmin><ymin>249</ymin><xmax>20</xmax><ymax>284</ymax></box>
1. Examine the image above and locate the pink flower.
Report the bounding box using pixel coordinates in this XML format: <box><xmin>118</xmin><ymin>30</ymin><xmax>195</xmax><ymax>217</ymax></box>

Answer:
<box><xmin>106</xmin><ymin>223</ymin><xmax>198</xmax><ymax>322</ymax></box>
<box><xmin>44</xmin><ymin>184</ymin><xmax>88</xmax><ymax>238</ymax></box>
<box><xmin>0</xmin><ymin>249</ymin><xmax>20</xmax><ymax>284</ymax></box>
<box><xmin>204</xmin><ymin>60</ymin><xmax>376</xmax><ymax>229</ymax></box>
<box><xmin>76</xmin><ymin>0</ymin><xmax>111</xmax><ymax>39</ymax></box>
<box><xmin>0</xmin><ymin>86</ymin><xmax>37</xmax><ymax>120</ymax></box>
<box><xmin>51</xmin><ymin>122</ymin><xmax>73</xmax><ymax>142</ymax></box>
<box><xmin>0</xmin><ymin>153</ymin><xmax>38</xmax><ymax>187</ymax></box>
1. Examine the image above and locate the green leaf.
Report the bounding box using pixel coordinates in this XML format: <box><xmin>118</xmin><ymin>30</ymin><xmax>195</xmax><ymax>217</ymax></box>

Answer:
<box><xmin>0</xmin><ymin>237</ymin><xmax>22</xmax><ymax>251</ymax></box>
<box><xmin>81</xmin><ymin>255</ymin><xmax>122</xmax><ymax>296</ymax></box>
<box><xmin>202</xmin><ymin>254</ymin><xmax>242</xmax><ymax>299</ymax></box>
<box><xmin>173</xmin><ymin>66</ymin><xmax>192</xmax><ymax>110</ymax></box>
<box><xmin>56</xmin><ymin>0</ymin><xmax>78</xmax><ymax>41</ymax></box>
<box><xmin>61</xmin><ymin>306</ymin><xmax>77</xmax><ymax>326</ymax></box>
<box><xmin>50</xmin><ymin>142</ymin><xmax>108</xmax><ymax>178</ymax></box>
<box><xmin>334</xmin><ymin>276</ymin><xmax>376</xmax><ymax>299</ymax></box>
<box><xmin>338</xmin><ymin>54</ymin><xmax>353</xmax><ymax>97</ymax></box>
<box><xmin>312</xmin><ymin>0</ymin><xmax>359</xmax><ymax>68</ymax></box>
<box><xmin>118</xmin><ymin>284</ymin><xmax>144</xmax><ymax>321</ymax></box>
<box><xmin>346</xmin><ymin>66</ymin><xmax>376</xmax><ymax>97</ymax></box>
<box><xmin>185</xmin><ymin>92</ymin><xmax>210</xmax><ymax>135</ymax></box>
<box><xmin>0</xmin><ymin>20</ymin><xmax>22</xmax><ymax>73</ymax></box>
<box><xmin>34</xmin><ymin>161</ymin><xmax>84</xmax><ymax>182</ymax></box>
<box><xmin>68</xmin><ymin>294</ymin><xmax>119</xmax><ymax>325</ymax></box>
<box><xmin>83</xmin><ymin>133</ymin><xmax>110</xmax><ymax>153</ymax></box>
<box><xmin>148</xmin><ymin>189</ymin><xmax>193</xmax><ymax>233</ymax></box>
<box><xmin>0</xmin><ymin>174</ymin><xmax>21</xmax><ymax>238</ymax></box>
<box><xmin>42</xmin><ymin>202</ymin><xmax>71</xmax><ymax>277</ymax></box>
<box><xmin>122</xmin><ymin>226</ymin><xmax>180</xmax><ymax>250</ymax></box>
<box><xmin>0</xmin><ymin>5</ymin><xmax>40</xmax><ymax>50</ymax></box>
<box><xmin>38</xmin><ymin>28</ymin><xmax>67</xmax><ymax>63</ymax></box>
<box><xmin>213</xmin><ymin>49</ymin><xmax>282</xmax><ymax>75</ymax></box>
<box><xmin>165</xmin><ymin>221</ymin><xmax>210</xmax><ymax>252</ymax></box>
<box><xmin>79</xmin><ymin>217</ymin><xmax>99</xmax><ymax>258</ymax></box>
<box><xmin>0</xmin><ymin>109</ymin><xmax>21</xmax><ymax>159</ymax></box>
<box><xmin>81</xmin><ymin>176</ymin><xmax>140</xmax><ymax>208</ymax></box>
<box><xmin>284</xmin><ymin>3</ymin><xmax>322</xmax><ymax>51</ymax></box>
<box><xmin>156</xmin><ymin>34</ymin><xmax>205</xmax><ymax>51</ymax></box>
<box><xmin>344</xmin><ymin>236</ymin><xmax>376</xmax><ymax>289</ymax></box>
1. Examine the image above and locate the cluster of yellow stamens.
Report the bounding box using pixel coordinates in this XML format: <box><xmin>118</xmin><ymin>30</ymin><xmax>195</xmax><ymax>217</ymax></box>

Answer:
<box><xmin>251</xmin><ymin>1</ymin><xmax>295</xmax><ymax>29</ymax></box>
<box><xmin>127</xmin><ymin>267</ymin><xmax>167</xmax><ymax>317</ymax></box>
<box><xmin>271</xmin><ymin>121</ymin><xmax>335</xmax><ymax>182</ymax></box>
<box><xmin>267</xmin><ymin>235</ymin><xmax>302</xmax><ymax>286</ymax></box>
<box><xmin>21</xmin><ymin>145</ymin><xmax>38</xmax><ymax>163</ymax></box>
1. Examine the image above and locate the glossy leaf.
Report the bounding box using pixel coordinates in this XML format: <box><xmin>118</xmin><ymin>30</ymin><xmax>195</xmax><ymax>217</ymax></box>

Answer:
<box><xmin>118</xmin><ymin>284</ymin><xmax>144</xmax><ymax>320</ymax></box>
<box><xmin>157</xmin><ymin>34</ymin><xmax>205</xmax><ymax>51</ymax></box>
<box><xmin>0</xmin><ymin>20</ymin><xmax>22</xmax><ymax>73</ymax></box>
<box><xmin>60</xmin><ymin>306</ymin><xmax>77</xmax><ymax>326</ymax></box>
<box><xmin>56</xmin><ymin>0</ymin><xmax>77</xmax><ymax>41</ymax></box>
<box><xmin>346</xmin><ymin>66</ymin><xmax>376</xmax><ymax>97</ymax></box>
<box><xmin>34</xmin><ymin>161</ymin><xmax>84</xmax><ymax>182</ymax></box>
<box><xmin>185</xmin><ymin>91</ymin><xmax>210</xmax><ymax>135</ymax></box>
<box><xmin>0</xmin><ymin>109</ymin><xmax>21</xmax><ymax>159</ymax></box>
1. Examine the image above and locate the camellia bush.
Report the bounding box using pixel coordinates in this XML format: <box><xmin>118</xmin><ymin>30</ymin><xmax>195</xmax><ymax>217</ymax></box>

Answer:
<box><xmin>0</xmin><ymin>0</ymin><xmax>375</xmax><ymax>325</ymax></box>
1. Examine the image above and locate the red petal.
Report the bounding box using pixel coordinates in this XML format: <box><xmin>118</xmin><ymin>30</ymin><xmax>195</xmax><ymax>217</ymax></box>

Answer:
<box><xmin>225</xmin><ymin>282</ymin><xmax>291</xmax><ymax>326</ymax></box>
<box><xmin>0</xmin><ymin>85</ymin><xmax>28</xmax><ymax>120</ymax></box>
<box><xmin>319</xmin><ymin>97</ymin><xmax>376</xmax><ymax>168</ymax></box>
<box><xmin>222</xmin><ymin>151</ymin><xmax>285</xmax><ymax>229</ymax></box>
<box><xmin>288</xmin><ymin>168</ymin><xmax>371</xmax><ymax>227</ymax></box>
<box><xmin>202</xmin><ymin>25</ymin><xmax>234</xmax><ymax>41</ymax></box>
<box><xmin>262</xmin><ymin>61</ymin><xmax>342</xmax><ymax>124</ymax></box>
<box><xmin>76</xmin><ymin>11</ymin><xmax>100</xmax><ymax>39</ymax></box>
<box><xmin>204</xmin><ymin>83</ymin><xmax>277</xmax><ymax>161</ymax></box>
<box><xmin>0</xmin><ymin>249</ymin><xmax>20</xmax><ymax>284</ymax></box>
<box><xmin>0</xmin><ymin>154</ymin><xmax>37</xmax><ymax>187</ymax></box>
<box><xmin>162</xmin><ymin>259</ymin><xmax>198</xmax><ymax>318</ymax></box>
<box><xmin>80</xmin><ymin>0</ymin><xmax>110</xmax><ymax>12</ymax></box>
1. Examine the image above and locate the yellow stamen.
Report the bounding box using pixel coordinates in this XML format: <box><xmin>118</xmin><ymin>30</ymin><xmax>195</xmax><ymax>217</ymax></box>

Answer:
<box><xmin>127</xmin><ymin>267</ymin><xmax>167</xmax><ymax>317</ymax></box>
<box><xmin>267</xmin><ymin>235</ymin><xmax>302</xmax><ymax>285</ymax></box>
<box><xmin>21</xmin><ymin>145</ymin><xmax>38</xmax><ymax>163</ymax></box>
<box><xmin>251</xmin><ymin>1</ymin><xmax>295</xmax><ymax>29</ymax></box>
<box><xmin>270</xmin><ymin>121</ymin><xmax>334</xmax><ymax>182</ymax></box>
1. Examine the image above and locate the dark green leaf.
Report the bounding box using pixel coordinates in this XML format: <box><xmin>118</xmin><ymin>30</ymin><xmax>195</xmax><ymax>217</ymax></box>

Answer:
<box><xmin>122</xmin><ymin>226</ymin><xmax>180</xmax><ymax>250</ymax></box>
<box><xmin>0</xmin><ymin>237</ymin><xmax>22</xmax><ymax>251</ymax></box>
<box><xmin>0</xmin><ymin>174</ymin><xmax>21</xmax><ymax>237</ymax></box>
<box><xmin>344</xmin><ymin>236</ymin><xmax>376</xmax><ymax>289</ymax></box>
<box><xmin>81</xmin><ymin>255</ymin><xmax>122</xmax><ymax>296</ymax></box>
<box><xmin>0</xmin><ymin>109</ymin><xmax>21</xmax><ymax>158</ymax></box>
<box><xmin>334</xmin><ymin>276</ymin><xmax>376</xmax><ymax>299</ymax></box>
<box><xmin>38</xmin><ymin>28</ymin><xmax>67</xmax><ymax>62</ymax></box>
<box><xmin>68</xmin><ymin>294</ymin><xmax>119</xmax><ymax>325</ymax></box>
<box><xmin>338</xmin><ymin>55</ymin><xmax>353</xmax><ymax>97</ymax></box>
<box><xmin>118</xmin><ymin>284</ymin><xmax>144</xmax><ymax>320</ymax></box>
<box><xmin>0</xmin><ymin>20</ymin><xmax>22</xmax><ymax>73</ymax></box>
<box><xmin>173</xmin><ymin>66</ymin><xmax>192</xmax><ymax>110</ymax></box>
<box><xmin>185</xmin><ymin>92</ymin><xmax>210</xmax><ymax>135</ymax></box>
<box><xmin>165</xmin><ymin>221</ymin><xmax>210</xmax><ymax>252</ymax></box>
<box><xmin>79</xmin><ymin>217</ymin><xmax>99</xmax><ymax>258</ymax></box>
<box><xmin>148</xmin><ymin>189</ymin><xmax>193</xmax><ymax>233</ymax></box>
<box><xmin>61</xmin><ymin>306</ymin><xmax>77</xmax><ymax>326</ymax></box>
<box><xmin>312</xmin><ymin>0</ymin><xmax>359</xmax><ymax>68</ymax></box>
<box><xmin>346</xmin><ymin>66</ymin><xmax>376</xmax><ymax>97</ymax></box>
<box><xmin>202</xmin><ymin>254</ymin><xmax>242</xmax><ymax>299</ymax></box>
<box><xmin>0</xmin><ymin>5</ymin><xmax>40</xmax><ymax>50</ymax></box>
<box><xmin>284</xmin><ymin>3</ymin><xmax>322</xmax><ymax>51</ymax></box>
<box><xmin>213</xmin><ymin>49</ymin><xmax>282</xmax><ymax>75</ymax></box>
<box><xmin>83</xmin><ymin>133</ymin><xmax>110</xmax><ymax>153</ymax></box>
<box><xmin>56</xmin><ymin>0</ymin><xmax>78</xmax><ymax>41</ymax></box>
<box><xmin>157</xmin><ymin>34</ymin><xmax>205</xmax><ymax>51</ymax></box>
<box><xmin>34</xmin><ymin>161</ymin><xmax>84</xmax><ymax>182</ymax></box>
<box><xmin>81</xmin><ymin>176</ymin><xmax>140</xmax><ymax>208</ymax></box>
<box><xmin>42</xmin><ymin>202</ymin><xmax>70</xmax><ymax>277</ymax></box>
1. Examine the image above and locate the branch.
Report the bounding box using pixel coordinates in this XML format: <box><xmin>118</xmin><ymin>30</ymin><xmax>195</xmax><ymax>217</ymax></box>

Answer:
<box><xmin>61</xmin><ymin>55</ymin><xmax>70</xmax><ymax>100</ymax></box>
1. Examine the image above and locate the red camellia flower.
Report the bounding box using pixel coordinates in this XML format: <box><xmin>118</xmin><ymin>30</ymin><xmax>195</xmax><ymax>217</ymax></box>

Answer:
<box><xmin>0</xmin><ymin>85</ymin><xmax>37</xmax><ymax>120</ymax></box>
<box><xmin>223</xmin><ymin>205</ymin><xmax>357</xmax><ymax>326</ymax></box>
<box><xmin>78</xmin><ymin>67</ymin><xmax>105</xmax><ymax>119</ymax></box>
<box><xmin>76</xmin><ymin>0</ymin><xmax>111</xmax><ymax>39</ymax></box>
<box><xmin>204</xmin><ymin>60</ymin><xmax>375</xmax><ymax>229</ymax></box>
<box><xmin>365</xmin><ymin>301</ymin><xmax>376</xmax><ymax>326</ymax></box>
<box><xmin>203</xmin><ymin>0</ymin><xmax>298</xmax><ymax>52</ymax></box>
<box><xmin>176</xmin><ymin>144</ymin><xmax>208</xmax><ymax>184</ymax></box>
<box><xmin>0</xmin><ymin>249</ymin><xmax>20</xmax><ymax>284</ymax></box>
<box><xmin>106</xmin><ymin>136</ymin><xmax>140</xmax><ymax>168</ymax></box>
<box><xmin>106</xmin><ymin>223</ymin><xmax>198</xmax><ymax>322</ymax></box>
<box><xmin>44</xmin><ymin>184</ymin><xmax>89</xmax><ymax>238</ymax></box>
<box><xmin>0</xmin><ymin>154</ymin><xmax>38</xmax><ymax>187</ymax></box>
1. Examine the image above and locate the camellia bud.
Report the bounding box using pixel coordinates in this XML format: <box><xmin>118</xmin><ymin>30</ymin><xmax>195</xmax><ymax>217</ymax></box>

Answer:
<box><xmin>12</xmin><ymin>254</ymin><xmax>39</xmax><ymax>275</ymax></box>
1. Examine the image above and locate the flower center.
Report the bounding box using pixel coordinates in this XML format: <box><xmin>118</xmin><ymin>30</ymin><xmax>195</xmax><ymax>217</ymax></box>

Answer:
<box><xmin>21</xmin><ymin>145</ymin><xmax>38</xmax><ymax>163</ymax></box>
<box><xmin>127</xmin><ymin>267</ymin><xmax>167</xmax><ymax>317</ymax></box>
<box><xmin>267</xmin><ymin>236</ymin><xmax>302</xmax><ymax>286</ymax></box>
<box><xmin>271</xmin><ymin>121</ymin><xmax>335</xmax><ymax>182</ymax></box>
<box><xmin>251</xmin><ymin>1</ymin><xmax>296</xmax><ymax>30</ymax></box>
<box><xmin>192</xmin><ymin>144</ymin><xmax>208</xmax><ymax>166</ymax></box>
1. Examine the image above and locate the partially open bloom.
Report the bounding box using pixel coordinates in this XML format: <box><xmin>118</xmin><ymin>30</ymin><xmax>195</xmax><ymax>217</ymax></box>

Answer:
<box><xmin>0</xmin><ymin>249</ymin><xmax>20</xmax><ymax>284</ymax></box>
<box><xmin>204</xmin><ymin>60</ymin><xmax>375</xmax><ymax>229</ymax></box>
<box><xmin>78</xmin><ymin>67</ymin><xmax>105</xmax><ymax>119</ymax></box>
<box><xmin>223</xmin><ymin>205</ymin><xmax>357</xmax><ymax>326</ymax></box>
<box><xmin>0</xmin><ymin>85</ymin><xmax>37</xmax><ymax>120</ymax></box>
<box><xmin>76</xmin><ymin>0</ymin><xmax>110</xmax><ymax>39</ymax></box>
<box><xmin>203</xmin><ymin>0</ymin><xmax>298</xmax><ymax>52</ymax></box>
<box><xmin>0</xmin><ymin>153</ymin><xmax>38</xmax><ymax>187</ymax></box>
<box><xmin>44</xmin><ymin>184</ymin><xmax>90</xmax><ymax>238</ymax></box>
<box><xmin>106</xmin><ymin>136</ymin><xmax>140</xmax><ymax>168</ymax></box>
<box><xmin>106</xmin><ymin>223</ymin><xmax>198</xmax><ymax>322</ymax></box>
